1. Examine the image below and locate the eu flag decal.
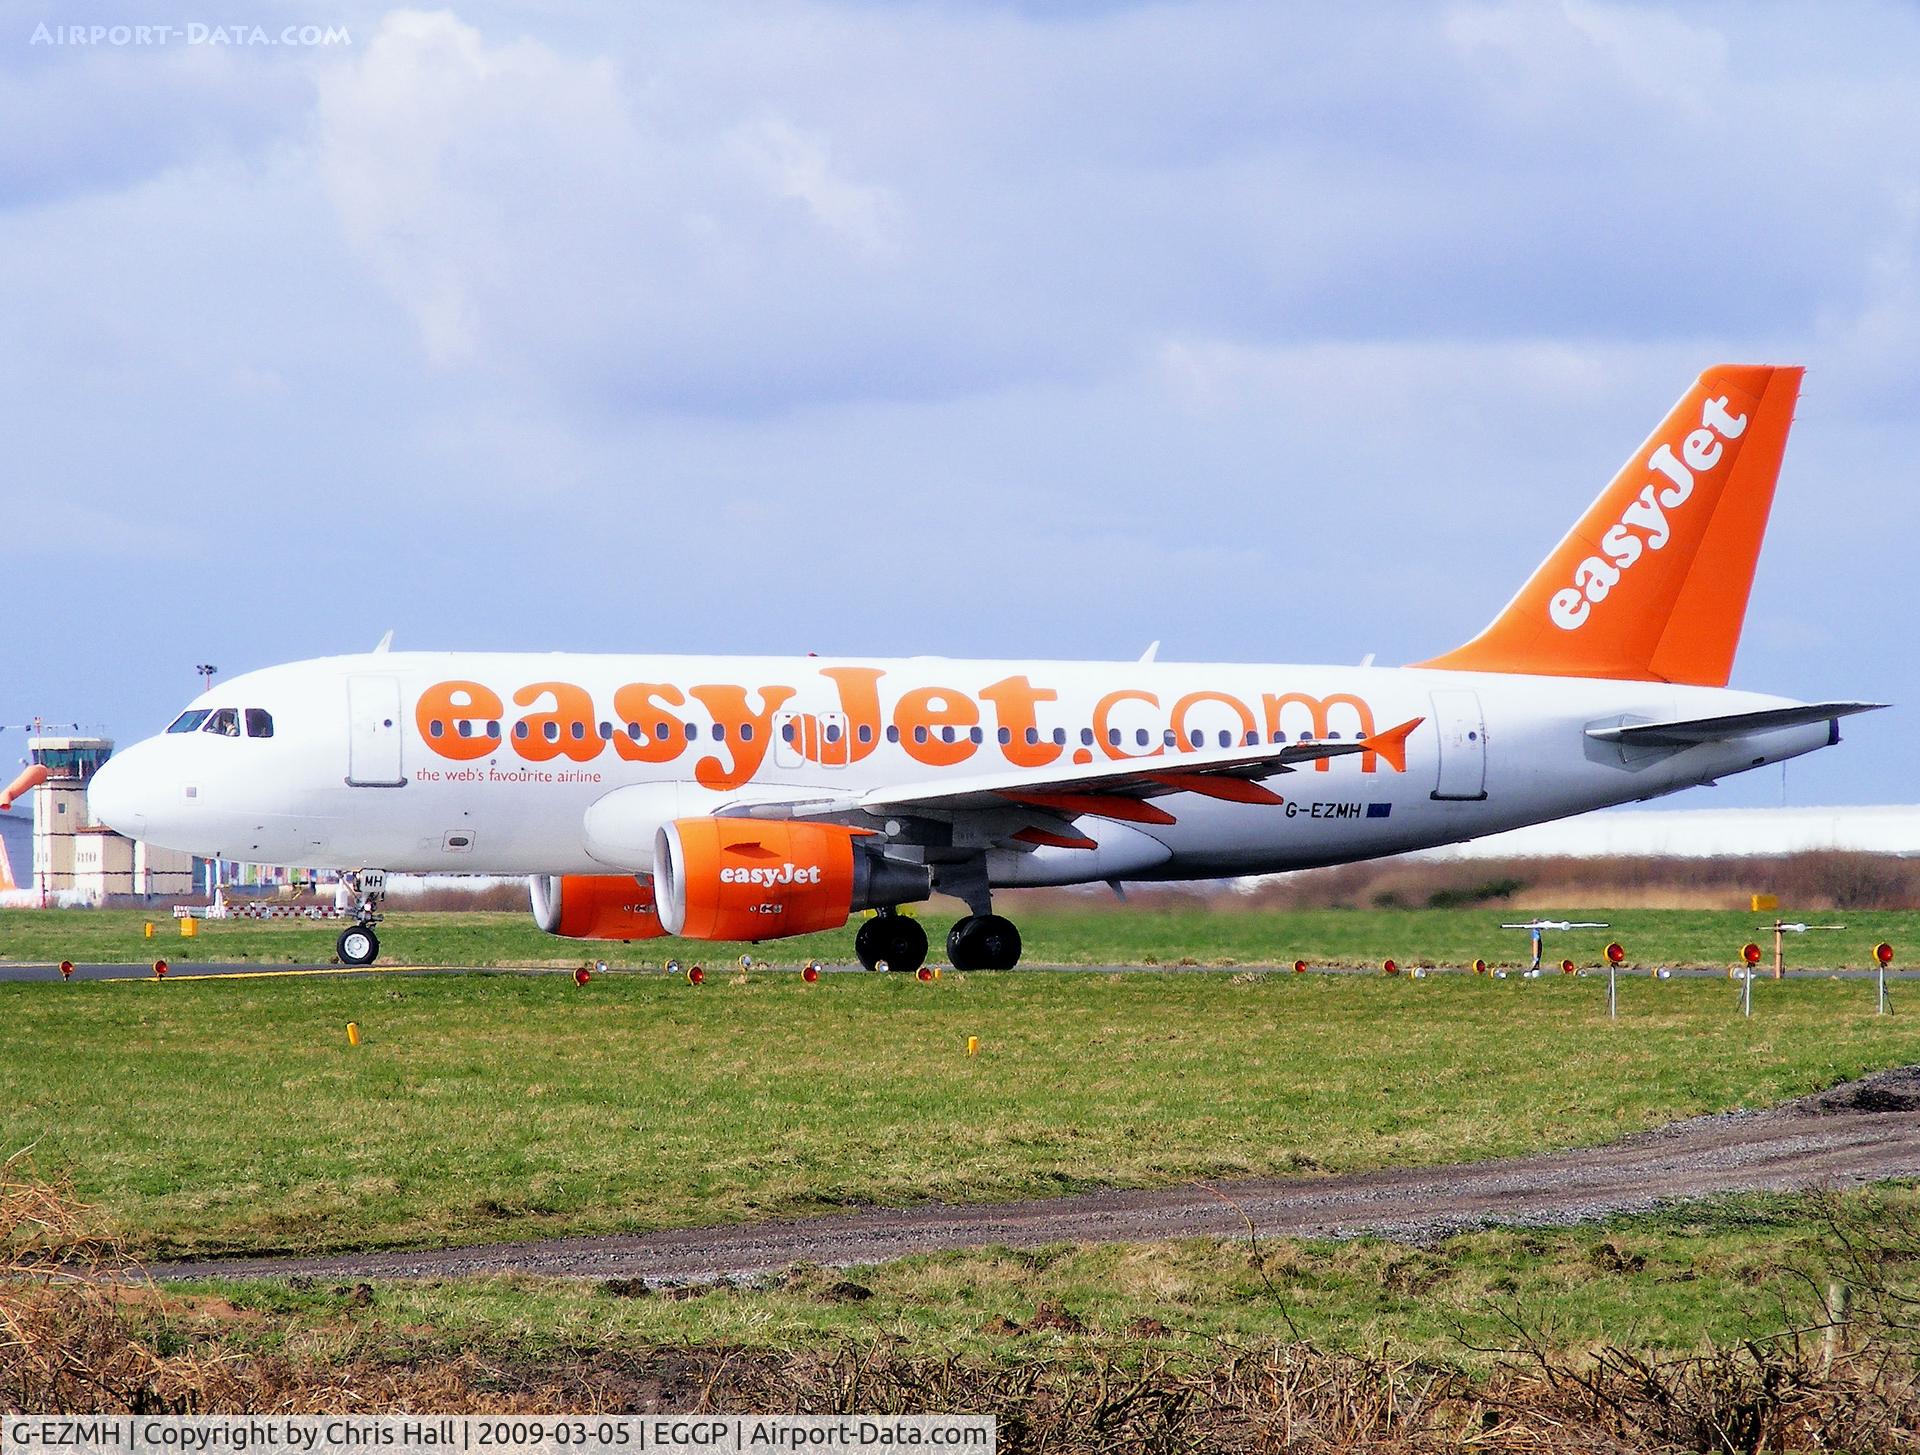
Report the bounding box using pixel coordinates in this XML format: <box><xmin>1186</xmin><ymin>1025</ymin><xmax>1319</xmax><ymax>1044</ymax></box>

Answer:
<box><xmin>1366</xmin><ymin>803</ymin><xmax>1392</xmax><ymax>819</ymax></box>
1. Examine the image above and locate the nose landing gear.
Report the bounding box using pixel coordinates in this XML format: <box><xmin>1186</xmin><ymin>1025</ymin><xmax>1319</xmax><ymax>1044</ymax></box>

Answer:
<box><xmin>336</xmin><ymin>869</ymin><xmax>388</xmax><ymax>967</ymax></box>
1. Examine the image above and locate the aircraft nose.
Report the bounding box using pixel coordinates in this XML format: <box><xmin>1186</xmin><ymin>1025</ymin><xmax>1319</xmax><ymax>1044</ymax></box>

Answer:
<box><xmin>87</xmin><ymin>750</ymin><xmax>150</xmax><ymax>838</ymax></box>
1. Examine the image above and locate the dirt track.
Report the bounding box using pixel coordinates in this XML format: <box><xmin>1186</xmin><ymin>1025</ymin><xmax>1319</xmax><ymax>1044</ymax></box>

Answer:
<box><xmin>156</xmin><ymin>1067</ymin><xmax>1920</xmax><ymax>1286</ymax></box>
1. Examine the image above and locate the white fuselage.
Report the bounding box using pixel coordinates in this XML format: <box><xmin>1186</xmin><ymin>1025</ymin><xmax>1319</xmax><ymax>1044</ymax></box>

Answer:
<box><xmin>89</xmin><ymin>651</ymin><xmax>1836</xmax><ymax>884</ymax></box>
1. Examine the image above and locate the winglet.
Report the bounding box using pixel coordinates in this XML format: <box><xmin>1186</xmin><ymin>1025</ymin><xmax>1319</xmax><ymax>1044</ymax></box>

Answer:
<box><xmin>1362</xmin><ymin>717</ymin><xmax>1422</xmax><ymax>775</ymax></box>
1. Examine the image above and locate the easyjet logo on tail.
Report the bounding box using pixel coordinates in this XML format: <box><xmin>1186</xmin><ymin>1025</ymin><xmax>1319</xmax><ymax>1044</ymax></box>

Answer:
<box><xmin>1548</xmin><ymin>394</ymin><xmax>1748</xmax><ymax>632</ymax></box>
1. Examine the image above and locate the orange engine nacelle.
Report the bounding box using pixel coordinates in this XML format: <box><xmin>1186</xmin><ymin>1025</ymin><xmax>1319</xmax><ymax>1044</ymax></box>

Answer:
<box><xmin>530</xmin><ymin>874</ymin><xmax>667</xmax><ymax>941</ymax></box>
<box><xmin>654</xmin><ymin>817</ymin><xmax>928</xmax><ymax>941</ymax></box>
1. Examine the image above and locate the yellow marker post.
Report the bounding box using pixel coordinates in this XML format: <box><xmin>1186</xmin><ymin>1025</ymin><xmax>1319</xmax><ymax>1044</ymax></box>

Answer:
<box><xmin>144</xmin><ymin>922</ymin><xmax>155</xmax><ymax>940</ymax></box>
<box><xmin>346</xmin><ymin>1022</ymin><xmax>361</xmax><ymax>1046</ymax></box>
<box><xmin>966</xmin><ymin>1035</ymin><xmax>979</xmax><ymax>1057</ymax></box>
<box><xmin>179</xmin><ymin>917</ymin><xmax>197</xmax><ymax>939</ymax></box>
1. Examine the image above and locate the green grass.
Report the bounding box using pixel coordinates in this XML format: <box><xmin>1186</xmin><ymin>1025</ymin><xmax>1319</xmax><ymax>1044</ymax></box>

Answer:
<box><xmin>181</xmin><ymin>1191</ymin><xmax>1908</xmax><ymax>1366</ymax></box>
<box><xmin>3</xmin><ymin>906</ymin><xmax>1916</xmax><ymax>969</ymax></box>
<box><xmin>5</xmin><ymin>968</ymin><xmax>1918</xmax><ymax>1260</ymax></box>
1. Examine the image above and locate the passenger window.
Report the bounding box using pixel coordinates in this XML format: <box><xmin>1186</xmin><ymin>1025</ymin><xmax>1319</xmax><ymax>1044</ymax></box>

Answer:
<box><xmin>1000</xmin><ymin>728</ymin><xmax>1013</xmax><ymax>745</ymax></box>
<box><xmin>887</xmin><ymin>725</ymin><xmax>901</xmax><ymax>744</ymax></box>
<box><xmin>1107</xmin><ymin>728</ymin><xmax>1120</xmax><ymax>746</ymax></box>
<box><xmin>544</xmin><ymin>722</ymin><xmax>560</xmax><ymax>742</ymax></box>
<box><xmin>941</xmin><ymin>726</ymin><xmax>956</xmax><ymax>744</ymax></box>
<box><xmin>487</xmin><ymin>721</ymin><xmax>501</xmax><ymax>739</ymax></box>
<box><xmin>514</xmin><ymin>722</ymin><xmax>530</xmax><ymax>740</ymax></box>
<box><xmin>456</xmin><ymin>720</ymin><xmax>473</xmax><ymax>739</ymax></box>
<box><xmin>914</xmin><ymin>726</ymin><xmax>928</xmax><ymax>744</ymax></box>
<box><xmin>1136</xmin><ymin>728</ymin><xmax>1150</xmax><ymax>747</ymax></box>
<box><xmin>1082</xmin><ymin>728</ymin><xmax>1095</xmax><ymax>746</ymax></box>
<box><xmin>858</xmin><ymin>724</ymin><xmax>874</xmax><ymax>744</ymax></box>
<box><xmin>711</xmin><ymin>723</ymin><xmax>724</xmax><ymax>741</ymax></box>
<box><xmin>1218</xmin><ymin>730</ymin><xmax>1230</xmax><ymax>748</ymax></box>
<box><xmin>202</xmin><ymin>708</ymin><xmax>240</xmax><ymax>737</ymax></box>
<box><xmin>969</xmin><ymin>727</ymin><xmax>983</xmax><ymax>744</ymax></box>
<box><xmin>781</xmin><ymin>723</ymin><xmax>796</xmax><ymax>743</ymax></box>
<box><xmin>1192</xmin><ymin>730</ymin><xmax>1205</xmax><ymax>749</ymax></box>
<box><xmin>428</xmin><ymin>720</ymin><xmax>445</xmax><ymax>739</ymax></box>
<box><xmin>168</xmin><ymin>709</ymin><xmax>211</xmax><ymax>734</ymax></box>
<box><xmin>742</xmin><ymin>723</ymin><xmax>756</xmax><ymax>742</ymax></box>
<box><xmin>1052</xmin><ymin>728</ymin><xmax>1066</xmax><ymax>745</ymax></box>
<box><xmin>598</xmin><ymin>722</ymin><xmax>613</xmax><ymax>740</ymax></box>
<box><xmin>823</xmin><ymin>723</ymin><xmax>839</xmax><ymax>743</ymax></box>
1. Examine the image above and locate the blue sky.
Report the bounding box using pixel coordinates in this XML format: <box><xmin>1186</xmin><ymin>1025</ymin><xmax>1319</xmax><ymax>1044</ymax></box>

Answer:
<box><xmin>3</xmin><ymin>1</ymin><xmax>1913</xmax><ymax>805</ymax></box>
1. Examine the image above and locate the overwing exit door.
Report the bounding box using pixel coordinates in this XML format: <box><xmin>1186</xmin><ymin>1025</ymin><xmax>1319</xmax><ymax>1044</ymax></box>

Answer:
<box><xmin>1429</xmin><ymin>689</ymin><xmax>1487</xmax><ymax>801</ymax></box>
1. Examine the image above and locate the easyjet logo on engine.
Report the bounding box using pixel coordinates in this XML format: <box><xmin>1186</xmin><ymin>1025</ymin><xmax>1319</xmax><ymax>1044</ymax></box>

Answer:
<box><xmin>720</xmin><ymin>863</ymin><xmax>825</xmax><ymax>887</ymax></box>
<box><xmin>415</xmin><ymin>671</ymin><xmax>1403</xmax><ymax>790</ymax></box>
<box><xmin>1548</xmin><ymin>393</ymin><xmax>1748</xmax><ymax>632</ymax></box>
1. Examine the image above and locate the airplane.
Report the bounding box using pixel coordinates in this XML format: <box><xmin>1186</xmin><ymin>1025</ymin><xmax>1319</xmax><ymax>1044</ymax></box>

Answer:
<box><xmin>88</xmin><ymin>364</ymin><xmax>1883</xmax><ymax>974</ymax></box>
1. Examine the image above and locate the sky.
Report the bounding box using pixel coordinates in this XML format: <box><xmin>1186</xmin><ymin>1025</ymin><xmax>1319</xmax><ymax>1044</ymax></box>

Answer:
<box><xmin>2</xmin><ymin>0</ymin><xmax>1914</xmax><ymax>807</ymax></box>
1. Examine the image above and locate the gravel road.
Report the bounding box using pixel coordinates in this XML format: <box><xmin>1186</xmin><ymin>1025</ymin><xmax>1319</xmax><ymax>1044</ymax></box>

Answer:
<box><xmin>155</xmin><ymin>1065</ymin><xmax>1920</xmax><ymax>1286</ymax></box>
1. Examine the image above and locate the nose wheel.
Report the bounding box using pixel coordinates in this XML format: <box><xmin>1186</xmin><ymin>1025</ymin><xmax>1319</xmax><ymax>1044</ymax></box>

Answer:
<box><xmin>854</xmin><ymin>912</ymin><xmax>928</xmax><ymax>975</ymax></box>
<box><xmin>335</xmin><ymin>869</ymin><xmax>388</xmax><ymax>966</ymax></box>
<box><xmin>947</xmin><ymin>914</ymin><xmax>1022</xmax><ymax>971</ymax></box>
<box><xmin>337</xmin><ymin>924</ymin><xmax>381</xmax><ymax>967</ymax></box>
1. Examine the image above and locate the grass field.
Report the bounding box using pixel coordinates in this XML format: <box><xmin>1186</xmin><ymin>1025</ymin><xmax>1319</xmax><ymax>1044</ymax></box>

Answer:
<box><xmin>181</xmin><ymin>1191</ymin><xmax>1899</xmax><ymax>1365</ymax></box>
<box><xmin>3</xmin><ymin>905</ymin><xmax>1916</xmax><ymax>970</ymax></box>
<box><xmin>5</xmin><ymin>966</ymin><xmax>1918</xmax><ymax>1260</ymax></box>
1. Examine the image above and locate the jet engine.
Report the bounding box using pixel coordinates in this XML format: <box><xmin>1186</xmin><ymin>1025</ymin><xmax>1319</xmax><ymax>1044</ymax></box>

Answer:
<box><xmin>530</xmin><ymin>873</ymin><xmax>667</xmax><ymax>940</ymax></box>
<box><xmin>654</xmin><ymin>818</ymin><xmax>930</xmax><ymax>940</ymax></box>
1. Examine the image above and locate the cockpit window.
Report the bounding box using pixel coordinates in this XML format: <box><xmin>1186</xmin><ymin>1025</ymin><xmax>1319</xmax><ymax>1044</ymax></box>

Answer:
<box><xmin>167</xmin><ymin>709</ymin><xmax>211</xmax><ymax>734</ymax></box>
<box><xmin>245</xmin><ymin>708</ymin><xmax>274</xmax><ymax>739</ymax></box>
<box><xmin>202</xmin><ymin>708</ymin><xmax>241</xmax><ymax>737</ymax></box>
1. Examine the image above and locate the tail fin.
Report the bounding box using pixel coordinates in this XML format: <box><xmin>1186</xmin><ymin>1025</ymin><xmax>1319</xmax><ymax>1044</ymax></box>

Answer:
<box><xmin>1418</xmin><ymin>364</ymin><xmax>1803</xmax><ymax>686</ymax></box>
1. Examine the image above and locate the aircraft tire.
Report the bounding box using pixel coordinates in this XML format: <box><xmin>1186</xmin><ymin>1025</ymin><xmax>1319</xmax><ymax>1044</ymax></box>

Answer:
<box><xmin>337</xmin><ymin>925</ymin><xmax>380</xmax><ymax>967</ymax></box>
<box><xmin>947</xmin><ymin>914</ymin><xmax>1022</xmax><ymax>971</ymax></box>
<box><xmin>855</xmin><ymin>914</ymin><xmax>927</xmax><ymax>974</ymax></box>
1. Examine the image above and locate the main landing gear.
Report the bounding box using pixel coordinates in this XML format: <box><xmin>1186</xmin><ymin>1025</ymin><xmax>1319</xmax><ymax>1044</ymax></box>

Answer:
<box><xmin>335</xmin><ymin>869</ymin><xmax>388</xmax><ymax>967</ymax></box>
<box><xmin>852</xmin><ymin>908</ymin><xmax>1024</xmax><ymax>973</ymax></box>
<box><xmin>855</xmin><ymin>909</ymin><xmax>928</xmax><ymax>976</ymax></box>
<box><xmin>947</xmin><ymin>914</ymin><xmax>1022</xmax><ymax>971</ymax></box>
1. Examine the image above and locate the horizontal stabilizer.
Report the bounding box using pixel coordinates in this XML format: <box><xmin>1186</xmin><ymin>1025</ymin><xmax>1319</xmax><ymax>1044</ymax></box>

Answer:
<box><xmin>1586</xmin><ymin>701</ymin><xmax>1885</xmax><ymax>748</ymax></box>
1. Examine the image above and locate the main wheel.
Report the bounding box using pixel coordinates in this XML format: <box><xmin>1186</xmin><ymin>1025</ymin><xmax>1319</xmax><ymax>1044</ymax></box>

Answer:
<box><xmin>854</xmin><ymin>914</ymin><xmax>928</xmax><ymax>974</ymax></box>
<box><xmin>337</xmin><ymin>925</ymin><xmax>380</xmax><ymax>966</ymax></box>
<box><xmin>947</xmin><ymin>914</ymin><xmax>1022</xmax><ymax>971</ymax></box>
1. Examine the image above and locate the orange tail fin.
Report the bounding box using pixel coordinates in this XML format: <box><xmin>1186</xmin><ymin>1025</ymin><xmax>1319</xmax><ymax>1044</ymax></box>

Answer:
<box><xmin>1418</xmin><ymin>365</ymin><xmax>1803</xmax><ymax>686</ymax></box>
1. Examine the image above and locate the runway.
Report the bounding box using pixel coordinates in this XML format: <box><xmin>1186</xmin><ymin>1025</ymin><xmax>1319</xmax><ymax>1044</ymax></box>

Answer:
<box><xmin>153</xmin><ymin>1064</ymin><xmax>1920</xmax><ymax>1287</ymax></box>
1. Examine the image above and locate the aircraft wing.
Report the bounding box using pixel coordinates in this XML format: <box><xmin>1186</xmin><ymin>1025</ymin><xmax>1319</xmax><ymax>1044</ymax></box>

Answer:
<box><xmin>1585</xmin><ymin>702</ymin><xmax>1885</xmax><ymax>749</ymax></box>
<box><xmin>728</xmin><ymin>717</ymin><xmax>1423</xmax><ymax>827</ymax></box>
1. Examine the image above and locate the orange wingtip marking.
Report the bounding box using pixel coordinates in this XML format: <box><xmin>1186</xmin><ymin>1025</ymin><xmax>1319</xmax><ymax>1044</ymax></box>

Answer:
<box><xmin>1012</xmin><ymin>826</ymin><xmax>1099</xmax><ymax>850</ymax></box>
<box><xmin>1144</xmin><ymin>771</ymin><xmax>1283</xmax><ymax>806</ymax></box>
<box><xmin>1361</xmin><ymin>717</ymin><xmax>1422</xmax><ymax>775</ymax></box>
<box><xmin>1002</xmin><ymin>791</ymin><xmax>1177</xmax><ymax>826</ymax></box>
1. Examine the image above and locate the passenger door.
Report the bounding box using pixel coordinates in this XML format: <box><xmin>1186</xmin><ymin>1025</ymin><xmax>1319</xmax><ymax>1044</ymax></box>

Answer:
<box><xmin>346</xmin><ymin>676</ymin><xmax>407</xmax><ymax>787</ymax></box>
<box><xmin>1428</xmin><ymin>689</ymin><xmax>1487</xmax><ymax>801</ymax></box>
